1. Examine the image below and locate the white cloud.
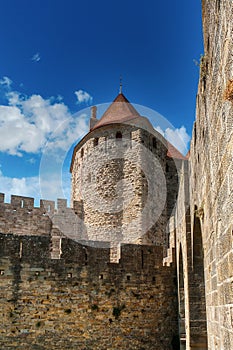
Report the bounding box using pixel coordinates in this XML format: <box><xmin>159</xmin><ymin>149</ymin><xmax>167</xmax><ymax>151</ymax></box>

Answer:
<box><xmin>56</xmin><ymin>95</ymin><xmax>63</xmax><ymax>102</ymax></box>
<box><xmin>75</xmin><ymin>89</ymin><xmax>93</xmax><ymax>105</ymax></box>
<box><xmin>0</xmin><ymin>76</ymin><xmax>12</xmax><ymax>88</ymax></box>
<box><xmin>7</xmin><ymin>91</ymin><xmax>21</xmax><ymax>105</ymax></box>
<box><xmin>0</xmin><ymin>168</ymin><xmax>71</xmax><ymax>204</ymax></box>
<box><xmin>154</xmin><ymin>125</ymin><xmax>190</xmax><ymax>155</ymax></box>
<box><xmin>31</xmin><ymin>52</ymin><xmax>41</xmax><ymax>62</ymax></box>
<box><xmin>0</xmin><ymin>78</ymin><xmax>91</xmax><ymax>202</ymax></box>
<box><xmin>27</xmin><ymin>158</ymin><xmax>36</xmax><ymax>164</ymax></box>
<box><xmin>0</xmin><ymin>169</ymin><xmax>40</xmax><ymax>203</ymax></box>
<box><xmin>44</xmin><ymin>113</ymin><xmax>88</xmax><ymax>152</ymax></box>
<box><xmin>0</xmin><ymin>84</ymin><xmax>89</xmax><ymax>156</ymax></box>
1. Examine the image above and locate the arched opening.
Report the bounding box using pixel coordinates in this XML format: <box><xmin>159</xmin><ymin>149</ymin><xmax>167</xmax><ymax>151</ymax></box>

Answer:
<box><xmin>116</xmin><ymin>131</ymin><xmax>122</xmax><ymax>139</ymax></box>
<box><xmin>190</xmin><ymin>213</ymin><xmax>208</xmax><ymax>348</ymax></box>
<box><xmin>193</xmin><ymin>216</ymin><xmax>205</xmax><ymax>272</ymax></box>
<box><xmin>179</xmin><ymin>246</ymin><xmax>186</xmax><ymax>350</ymax></box>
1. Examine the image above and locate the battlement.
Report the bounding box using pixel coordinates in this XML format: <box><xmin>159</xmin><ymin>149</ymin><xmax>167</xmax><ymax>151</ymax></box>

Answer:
<box><xmin>0</xmin><ymin>233</ymin><xmax>173</xmax><ymax>272</ymax></box>
<box><xmin>0</xmin><ymin>193</ymin><xmax>85</xmax><ymax>240</ymax></box>
<box><xmin>0</xmin><ymin>193</ymin><xmax>172</xmax><ymax>265</ymax></box>
<box><xmin>0</xmin><ymin>232</ymin><xmax>178</xmax><ymax>349</ymax></box>
<box><xmin>0</xmin><ymin>193</ymin><xmax>73</xmax><ymax>212</ymax></box>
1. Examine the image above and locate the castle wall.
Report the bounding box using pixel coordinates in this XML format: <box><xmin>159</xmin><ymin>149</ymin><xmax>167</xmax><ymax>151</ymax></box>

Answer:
<box><xmin>174</xmin><ymin>0</ymin><xmax>233</xmax><ymax>349</ymax></box>
<box><xmin>0</xmin><ymin>233</ymin><xmax>179</xmax><ymax>350</ymax></box>
<box><xmin>3</xmin><ymin>2</ymin><xmax>233</xmax><ymax>348</ymax></box>
<box><xmin>0</xmin><ymin>194</ymin><xmax>52</xmax><ymax>237</ymax></box>
<box><xmin>0</xmin><ymin>194</ymin><xmax>88</xmax><ymax>257</ymax></box>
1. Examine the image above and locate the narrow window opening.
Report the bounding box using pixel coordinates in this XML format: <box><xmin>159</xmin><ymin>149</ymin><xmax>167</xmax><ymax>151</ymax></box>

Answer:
<box><xmin>93</xmin><ymin>138</ymin><xmax>99</xmax><ymax>147</ymax></box>
<box><xmin>104</xmin><ymin>136</ymin><xmax>108</xmax><ymax>153</ymax></box>
<box><xmin>81</xmin><ymin>148</ymin><xmax>84</xmax><ymax>158</ymax></box>
<box><xmin>85</xmin><ymin>252</ymin><xmax>88</xmax><ymax>265</ymax></box>
<box><xmin>99</xmin><ymin>274</ymin><xmax>103</xmax><ymax>280</ymax></box>
<box><xmin>207</xmin><ymin>36</ymin><xmax>210</xmax><ymax>52</ymax></box>
<box><xmin>152</xmin><ymin>137</ymin><xmax>157</xmax><ymax>149</ymax></box>
<box><xmin>116</xmin><ymin>131</ymin><xmax>122</xmax><ymax>139</ymax></box>
<box><xmin>194</xmin><ymin>123</ymin><xmax>197</xmax><ymax>146</ymax></box>
<box><xmin>216</xmin><ymin>0</ymin><xmax>220</xmax><ymax>12</ymax></box>
<box><xmin>20</xmin><ymin>200</ymin><xmax>24</xmax><ymax>208</ymax></box>
<box><xmin>127</xmin><ymin>275</ymin><xmax>131</xmax><ymax>281</ymax></box>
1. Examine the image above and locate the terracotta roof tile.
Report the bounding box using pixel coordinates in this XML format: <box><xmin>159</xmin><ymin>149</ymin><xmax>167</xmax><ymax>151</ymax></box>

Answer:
<box><xmin>91</xmin><ymin>93</ymin><xmax>140</xmax><ymax>130</ymax></box>
<box><xmin>167</xmin><ymin>142</ymin><xmax>188</xmax><ymax>160</ymax></box>
<box><xmin>91</xmin><ymin>92</ymin><xmax>188</xmax><ymax>160</ymax></box>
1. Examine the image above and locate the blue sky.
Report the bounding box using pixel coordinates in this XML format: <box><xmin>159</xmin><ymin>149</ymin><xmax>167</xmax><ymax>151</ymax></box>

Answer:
<box><xmin>0</xmin><ymin>0</ymin><xmax>203</xmax><ymax>205</ymax></box>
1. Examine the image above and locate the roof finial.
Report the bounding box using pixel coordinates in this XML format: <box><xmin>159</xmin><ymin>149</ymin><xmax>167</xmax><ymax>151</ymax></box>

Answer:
<box><xmin>119</xmin><ymin>75</ymin><xmax>123</xmax><ymax>94</ymax></box>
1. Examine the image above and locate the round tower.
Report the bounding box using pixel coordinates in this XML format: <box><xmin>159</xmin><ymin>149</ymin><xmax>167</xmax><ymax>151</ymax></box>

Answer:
<box><xmin>70</xmin><ymin>92</ymin><xmax>181</xmax><ymax>253</ymax></box>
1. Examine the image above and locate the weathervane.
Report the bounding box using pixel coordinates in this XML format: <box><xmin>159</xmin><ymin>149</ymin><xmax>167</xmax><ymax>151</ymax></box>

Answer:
<box><xmin>119</xmin><ymin>75</ymin><xmax>123</xmax><ymax>94</ymax></box>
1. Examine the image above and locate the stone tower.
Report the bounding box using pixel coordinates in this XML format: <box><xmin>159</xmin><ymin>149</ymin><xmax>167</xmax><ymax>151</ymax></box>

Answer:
<box><xmin>70</xmin><ymin>92</ymin><xmax>184</xmax><ymax>258</ymax></box>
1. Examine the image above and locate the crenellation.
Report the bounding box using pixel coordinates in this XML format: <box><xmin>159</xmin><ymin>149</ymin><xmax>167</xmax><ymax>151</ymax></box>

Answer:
<box><xmin>0</xmin><ymin>232</ymin><xmax>178</xmax><ymax>349</ymax></box>
<box><xmin>40</xmin><ymin>199</ymin><xmax>55</xmax><ymax>214</ymax></box>
<box><xmin>10</xmin><ymin>194</ymin><xmax>34</xmax><ymax>209</ymax></box>
<box><xmin>0</xmin><ymin>233</ymin><xmax>176</xmax><ymax>276</ymax></box>
<box><xmin>57</xmin><ymin>198</ymin><xmax>68</xmax><ymax>212</ymax></box>
<box><xmin>0</xmin><ymin>192</ymin><xmax>4</xmax><ymax>203</ymax></box>
<box><xmin>0</xmin><ymin>2</ymin><xmax>232</xmax><ymax>347</ymax></box>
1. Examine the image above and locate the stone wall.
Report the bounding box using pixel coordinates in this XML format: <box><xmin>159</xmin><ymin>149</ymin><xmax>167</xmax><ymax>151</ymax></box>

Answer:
<box><xmin>190</xmin><ymin>0</ymin><xmax>233</xmax><ymax>348</ymax></box>
<box><xmin>71</xmin><ymin>123</ymin><xmax>179</xmax><ymax>252</ymax></box>
<box><xmin>171</xmin><ymin>159</ymin><xmax>208</xmax><ymax>350</ymax></box>
<box><xmin>2</xmin><ymin>2</ymin><xmax>233</xmax><ymax>348</ymax></box>
<box><xmin>0</xmin><ymin>233</ymin><xmax>179</xmax><ymax>350</ymax></box>
<box><xmin>0</xmin><ymin>194</ymin><xmax>52</xmax><ymax>237</ymax></box>
<box><xmin>0</xmin><ymin>194</ymin><xmax>88</xmax><ymax>260</ymax></box>
<box><xmin>173</xmin><ymin>0</ymin><xmax>233</xmax><ymax>349</ymax></box>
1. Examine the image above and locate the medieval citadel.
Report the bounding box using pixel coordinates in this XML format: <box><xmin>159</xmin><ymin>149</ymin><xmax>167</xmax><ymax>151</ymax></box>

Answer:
<box><xmin>0</xmin><ymin>1</ymin><xmax>233</xmax><ymax>349</ymax></box>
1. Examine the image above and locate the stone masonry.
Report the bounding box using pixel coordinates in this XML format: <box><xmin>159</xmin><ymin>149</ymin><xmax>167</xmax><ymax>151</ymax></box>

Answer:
<box><xmin>0</xmin><ymin>1</ymin><xmax>233</xmax><ymax>349</ymax></box>
<box><xmin>0</xmin><ymin>232</ymin><xmax>178</xmax><ymax>349</ymax></box>
<box><xmin>172</xmin><ymin>0</ymin><xmax>233</xmax><ymax>349</ymax></box>
<box><xmin>70</xmin><ymin>121</ymin><xmax>180</xmax><ymax>253</ymax></box>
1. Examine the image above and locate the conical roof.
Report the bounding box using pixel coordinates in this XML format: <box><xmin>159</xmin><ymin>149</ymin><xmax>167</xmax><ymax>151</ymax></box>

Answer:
<box><xmin>91</xmin><ymin>93</ymin><xmax>141</xmax><ymax>130</ymax></box>
<box><xmin>71</xmin><ymin>91</ymin><xmax>188</xmax><ymax>168</ymax></box>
